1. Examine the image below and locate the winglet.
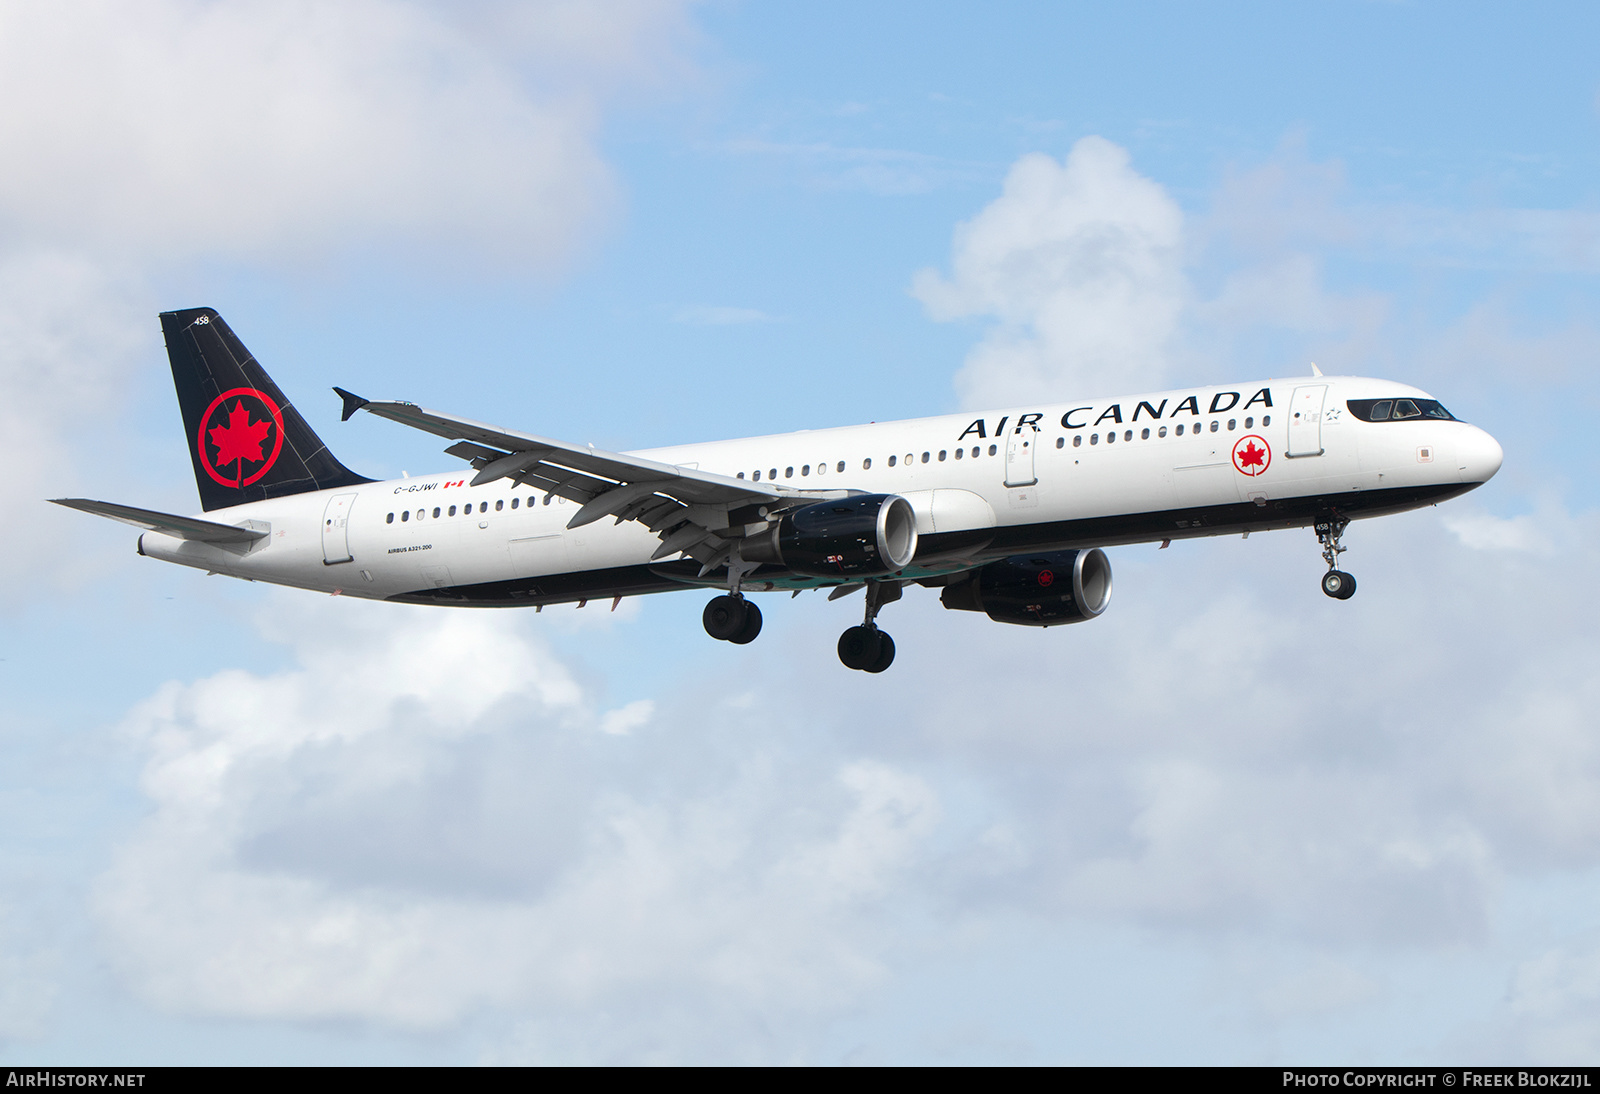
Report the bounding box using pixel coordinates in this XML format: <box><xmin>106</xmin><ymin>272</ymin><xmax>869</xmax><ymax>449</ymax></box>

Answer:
<box><xmin>333</xmin><ymin>386</ymin><xmax>369</xmax><ymax>422</ymax></box>
<box><xmin>1311</xmin><ymin>362</ymin><xmax>1323</xmax><ymax>377</ymax></box>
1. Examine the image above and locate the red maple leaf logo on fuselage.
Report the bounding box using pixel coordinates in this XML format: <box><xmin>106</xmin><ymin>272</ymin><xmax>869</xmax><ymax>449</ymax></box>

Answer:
<box><xmin>209</xmin><ymin>400</ymin><xmax>273</xmax><ymax>484</ymax></box>
<box><xmin>1238</xmin><ymin>441</ymin><xmax>1265</xmax><ymax>469</ymax></box>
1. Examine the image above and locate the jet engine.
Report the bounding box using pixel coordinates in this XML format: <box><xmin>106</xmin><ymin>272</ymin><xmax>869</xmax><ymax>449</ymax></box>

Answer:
<box><xmin>938</xmin><ymin>548</ymin><xmax>1112</xmax><ymax>627</ymax></box>
<box><xmin>742</xmin><ymin>494</ymin><xmax>918</xmax><ymax>577</ymax></box>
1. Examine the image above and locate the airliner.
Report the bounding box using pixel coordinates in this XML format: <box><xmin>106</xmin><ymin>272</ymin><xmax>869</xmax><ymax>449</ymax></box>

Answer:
<box><xmin>54</xmin><ymin>308</ymin><xmax>1503</xmax><ymax>672</ymax></box>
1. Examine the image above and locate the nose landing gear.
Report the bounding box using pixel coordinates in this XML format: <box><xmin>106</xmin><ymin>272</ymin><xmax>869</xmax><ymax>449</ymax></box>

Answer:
<box><xmin>837</xmin><ymin>580</ymin><xmax>900</xmax><ymax>672</ymax></box>
<box><xmin>1316</xmin><ymin>515</ymin><xmax>1356</xmax><ymax>600</ymax></box>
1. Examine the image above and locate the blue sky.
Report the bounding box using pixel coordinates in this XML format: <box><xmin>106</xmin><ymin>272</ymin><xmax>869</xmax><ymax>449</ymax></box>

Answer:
<box><xmin>3</xmin><ymin>0</ymin><xmax>1600</xmax><ymax>1064</ymax></box>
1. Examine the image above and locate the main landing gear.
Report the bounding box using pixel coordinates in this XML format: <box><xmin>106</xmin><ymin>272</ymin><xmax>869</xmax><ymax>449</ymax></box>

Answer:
<box><xmin>838</xmin><ymin>581</ymin><xmax>899</xmax><ymax>673</ymax></box>
<box><xmin>1316</xmin><ymin>515</ymin><xmax>1356</xmax><ymax>600</ymax></box>
<box><xmin>703</xmin><ymin>594</ymin><xmax>763</xmax><ymax>644</ymax></box>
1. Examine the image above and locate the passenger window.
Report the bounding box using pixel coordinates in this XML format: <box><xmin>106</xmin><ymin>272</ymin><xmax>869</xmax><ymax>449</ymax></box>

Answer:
<box><xmin>448</xmin><ymin>505</ymin><xmax>457</xmax><ymax>516</ymax></box>
<box><xmin>1210</xmin><ymin>421</ymin><xmax>1219</xmax><ymax>432</ymax></box>
<box><xmin>956</xmin><ymin>447</ymin><xmax>965</xmax><ymax>458</ymax></box>
<box><xmin>1227</xmin><ymin>419</ymin><xmax>1236</xmax><ymax>431</ymax></box>
<box><xmin>988</xmin><ymin>445</ymin><xmax>997</xmax><ymax>456</ymax></box>
<box><xmin>495</xmin><ymin>499</ymin><xmax>503</xmax><ymax>511</ymax></box>
<box><xmin>1158</xmin><ymin>426</ymin><xmax>1167</xmax><ymax>438</ymax></box>
<box><xmin>1055</xmin><ymin>437</ymin><xmax>1064</xmax><ymax>449</ymax></box>
<box><xmin>1124</xmin><ymin>430</ymin><xmax>1132</xmax><ymax>442</ymax></box>
<box><xmin>1263</xmin><ymin>415</ymin><xmax>1271</xmax><ymax>426</ymax></box>
<box><xmin>478</xmin><ymin>503</ymin><xmax>486</xmax><ymax>514</ymax></box>
<box><xmin>544</xmin><ymin>495</ymin><xmax>553</xmax><ymax>505</ymax></box>
<box><xmin>801</xmin><ymin>464</ymin><xmax>810</xmax><ymax>476</ymax></box>
<box><xmin>1176</xmin><ymin>424</ymin><xmax>1184</xmax><ymax>436</ymax></box>
<box><xmin>417</xmin><ymin>509</ymin><xmax>425</xmax><ymax>521</ymax></box>
<box><xmin>1090</xmin><ymin>433</ymin><xmax>1099</xmax><ymax>445</ymax></box>
<box><xmin>752</xmin><ymin>470</ymin><xmax>760</xmax><ymax>481</ymax></box>
<box><xmin>738</xmin><ymin>472</ymin><xmax>746</xmax><ymax>479</ymax></box>
<box><xmin>816</xmin><ymin>462</ymin><xmax>825</xmax><ymax>475</ymax></box>
<box><xmin>1141</xmin><ymin>428</ymin><xmax>1149</xmax><ymax>440</ymax></box>
<box><xmin>1073</xmin><ymin>435</ymin><xmax>1082</xmax><ymax>447</ymax></box>
<box><xmin>888</xmin><ymin>455</ymin><xmax>897</xmax><ymax>467</ymax></box>
<box><xmin>938</xmin><ymin>450</ymin><xmax>947</xmax><ymax>461</ymax></box>
<box><xmin>1393</xmin><ymin>399</ymin><xmax>1421</xmax><ymax>419</ymax></box>
<box><xmin>906</xmin><ymin>453</ymin><xmax>914</xmax><ymax>465</ymax></box>
<box><xmin>971</xmin><ymin>447</ymin><xmax>980</xmax><ymax>458</ymax></box>
<box><xmin>401</xmin><ymin>511</ymin><xmax>409</xmax><ymax>522</ymax></box>
<box><xmin>837</xmin><ymin>461</ymin><xmax>846</xmax><ymax>472</ymax></box>
<box><xmin>1107</xmin><ymin>431</ymin><xmax>1116</xmax><ymax>444</ymax></box>
<box><xmin>921</xmin><ymin>452</ymin><xmax>929</xmax><ymax>463</ymax></box>
<box><xmin>511</xmin><ymin>497</ymin><xmax>519</xmax><ymax>509</ymax></box>
<box><xmin>386</xmin><ymin>512</ymin><xmax>394</xmax><ymax>524</ymax></box>
<box><xmin>769</xmin><ymin>469</ymin><xmax>777</xmax><ymax>480</ymax></box>
<box><xmin>1244</xmin><ymin>417</ymin><xmax>1253</xmax><ymax>429</ymax></box>
<box><xmin>863</xmin><ymin>458</ymin><xmax>871</xmax><ymax>469</ymax></box>
<box><xmin>785</xmin><ymin>466</ymin><xmax>794</xmax><ymax>478</ymax></box>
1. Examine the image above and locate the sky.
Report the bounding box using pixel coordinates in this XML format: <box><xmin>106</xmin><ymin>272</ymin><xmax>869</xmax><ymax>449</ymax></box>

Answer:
<box><xmin>2</xmin><ymin>0</ymin><xmax>1599</xmax><ymax>1065</ymax></box>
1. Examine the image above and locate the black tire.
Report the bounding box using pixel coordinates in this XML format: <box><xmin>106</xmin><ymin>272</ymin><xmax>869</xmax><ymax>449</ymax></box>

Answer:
<box><xmin>703</xmin><ymin>595</ymin><xmax>748</xmax><ymax>641</ymax></box>
<box><xmin>837</xmin><ymin>626</ymin><xmax>881</xmax><ymax>670</ymax></box>
<box><xmin>864</xmin><ymin>631</ymin><xmax>895</xmax><ymax>673</ymax></box>
<box><xmin>1321</xmin><ymin>570</ymin><xmax>1356</xmax><ymax>600</ymax></box>
<box><xmin>729</xmin><ymin>600</ymin><xmax>763</xmax><ymax>644</ymax></box>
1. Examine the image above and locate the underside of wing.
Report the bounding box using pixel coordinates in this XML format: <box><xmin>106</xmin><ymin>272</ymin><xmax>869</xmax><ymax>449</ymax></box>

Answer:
<box><xmin>337</xmin><ymin>390</ymin><xmax>858</xmax><ymax>574</ymax></box>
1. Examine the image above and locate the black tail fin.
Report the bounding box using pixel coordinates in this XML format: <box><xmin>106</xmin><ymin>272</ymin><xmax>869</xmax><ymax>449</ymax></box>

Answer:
<box><xmin>161</xmin><ymin>307</ymin><xmax>371</xmax><ymax>512</ymax></box>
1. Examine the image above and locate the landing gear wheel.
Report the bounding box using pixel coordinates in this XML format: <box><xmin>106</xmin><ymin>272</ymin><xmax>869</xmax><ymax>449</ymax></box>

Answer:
<box><xmin>703</xmin><ymin>595</ymin><xmax>749</xmax><ymax>641</ymax></box>
<box><xmin>729</xmin><ymin>600</ymin><xmax>763</xmax><ymax>644</ymax></box>
<box><xmin>864</xmin><ymin>631</ymin><xmax>895</xmax><ymax>673</ymax></box>
<box><xmin>837</xmin><ymin>626</ymin><xmax>882</xmax><ymax>670</ymax></box>
<box><xmin>1321</xmin><ymin>570</ymin><xmax>1356</xmax><ymax>600</ymax></box>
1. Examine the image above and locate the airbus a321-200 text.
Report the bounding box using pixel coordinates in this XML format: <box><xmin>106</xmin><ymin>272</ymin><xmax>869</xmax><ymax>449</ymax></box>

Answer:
<box><xmin>55</xmin><ymin>308</ymin><xmax>1504</xmax><ymax>673</ymax></box>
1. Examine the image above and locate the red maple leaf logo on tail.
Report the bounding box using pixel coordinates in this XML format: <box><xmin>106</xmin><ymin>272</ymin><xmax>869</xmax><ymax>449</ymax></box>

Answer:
<box><xmin>209</xmin><ymin>400</ymin><xmax>273</xmax><ymax>484</ymax></box>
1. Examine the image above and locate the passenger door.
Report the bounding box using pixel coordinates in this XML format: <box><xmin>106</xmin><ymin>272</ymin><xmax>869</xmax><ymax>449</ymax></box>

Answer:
<box><xmin>321</xmin><ymin>493</ymin><xmax>357</xmax><ymax>564</ymax></box>
<box><xmin>1287</xmin><ymin>385</ymin><xmax>1327</xmax><ymax>458</ymax></box>
<box><xmin>1004</xmin><ymin>426</ymin><xmax>1038</xmax><ymax>487</ymax></box>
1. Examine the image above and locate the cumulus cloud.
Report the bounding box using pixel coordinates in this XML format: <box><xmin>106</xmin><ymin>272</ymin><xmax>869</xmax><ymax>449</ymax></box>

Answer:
<box><xmin>94</xmin><ymin>593</ymin><xmax>939</xmax><ymax>1050</ymax></box>
<box><xmin>912</xmin><ymin>138</ymin><xmax>1187</xmax><ymax>406</ymax></box>
<box><xmin>0</xmin><ymin>0</ymin><xmax>694</xmax><ymax>267</ymax></box>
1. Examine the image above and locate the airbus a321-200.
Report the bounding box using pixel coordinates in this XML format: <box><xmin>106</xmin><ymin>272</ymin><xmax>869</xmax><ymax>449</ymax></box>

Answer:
<box><xmin>55</xmin><ymin>308</ymin><xmax>1504</xmax><ymax>673</ymax></box>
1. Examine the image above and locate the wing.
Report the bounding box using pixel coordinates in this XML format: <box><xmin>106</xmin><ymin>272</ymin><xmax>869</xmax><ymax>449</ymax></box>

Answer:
<box><xmin>51</xmin><ymin>498</ymin><xmax>270</xmax><ymax>548</ymax></box>
<box><xmin>335</xmin><ymin>389</ymin><xmax>852</xmax><ymax>574</ymax></box>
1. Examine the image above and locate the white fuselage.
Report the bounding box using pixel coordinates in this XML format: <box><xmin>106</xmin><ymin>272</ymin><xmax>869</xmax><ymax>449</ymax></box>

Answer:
<box><xmin>136</xmin><ymin>376</ymin><xmax>1504</xmax><ymax>605</ymax></box>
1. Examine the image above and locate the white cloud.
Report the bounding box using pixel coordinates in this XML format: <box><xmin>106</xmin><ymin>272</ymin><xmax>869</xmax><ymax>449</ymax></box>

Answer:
<box><xmin>911</xmin><ymin>137</ymin><xmax>1187</xmax><ymax>406</ymax></box>
<box><xmin>94</xmin><ymin>593</ymin><xmax>940</xmax><ymax>1046</ymax></box>
<box><xmin>599</xmin><ymin>698</ymin><xmax>654</xmax><ymax>735</ymax></box>
<box><xmin>1444</xmin><ymin>510</ymin><xmax>1551</xmax><ymax>553</ymax></box>
<box><xmin>0</xmin><ymin>0</ymin><xmax>693</xmax><ymax>268</ymax></box>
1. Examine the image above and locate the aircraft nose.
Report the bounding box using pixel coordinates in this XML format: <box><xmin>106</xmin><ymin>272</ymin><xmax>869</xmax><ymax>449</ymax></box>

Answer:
<box><xmin>1458</xmin><ymin>426</ymin><xmax>1503</xmax><ymax>484</ymax></box>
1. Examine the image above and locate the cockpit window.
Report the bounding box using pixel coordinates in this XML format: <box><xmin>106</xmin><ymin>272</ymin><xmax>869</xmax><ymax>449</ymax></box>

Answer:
<box><xmin>1347</xmin><ymin>398</ymin><xmax>1457</xmax><ymax>423</ymax></box>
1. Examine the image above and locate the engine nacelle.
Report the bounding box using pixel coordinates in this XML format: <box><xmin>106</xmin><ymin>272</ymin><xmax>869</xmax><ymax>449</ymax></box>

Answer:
<box><xmin>742</xmin><ymin>494</ymin><xmax>918</xmax><ymax>577</ymax></box>
<box><xmin>939</xmin><ymin>548</ymin><xmax>1112</xmax><ymax>627</ymax></box>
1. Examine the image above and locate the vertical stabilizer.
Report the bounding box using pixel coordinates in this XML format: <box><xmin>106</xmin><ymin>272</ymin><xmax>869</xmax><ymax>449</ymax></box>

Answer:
<box><xmin>161</xmin><ymin>308</ymin><xmax>371</xmax><ymax>511</ymax></box>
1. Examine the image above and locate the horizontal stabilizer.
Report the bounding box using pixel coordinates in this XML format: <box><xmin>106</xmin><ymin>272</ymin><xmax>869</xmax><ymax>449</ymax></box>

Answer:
<box><xmin>51</xmin><ymin>498</ymin><xmax>269</xmax><ymax>546</ymax></box>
